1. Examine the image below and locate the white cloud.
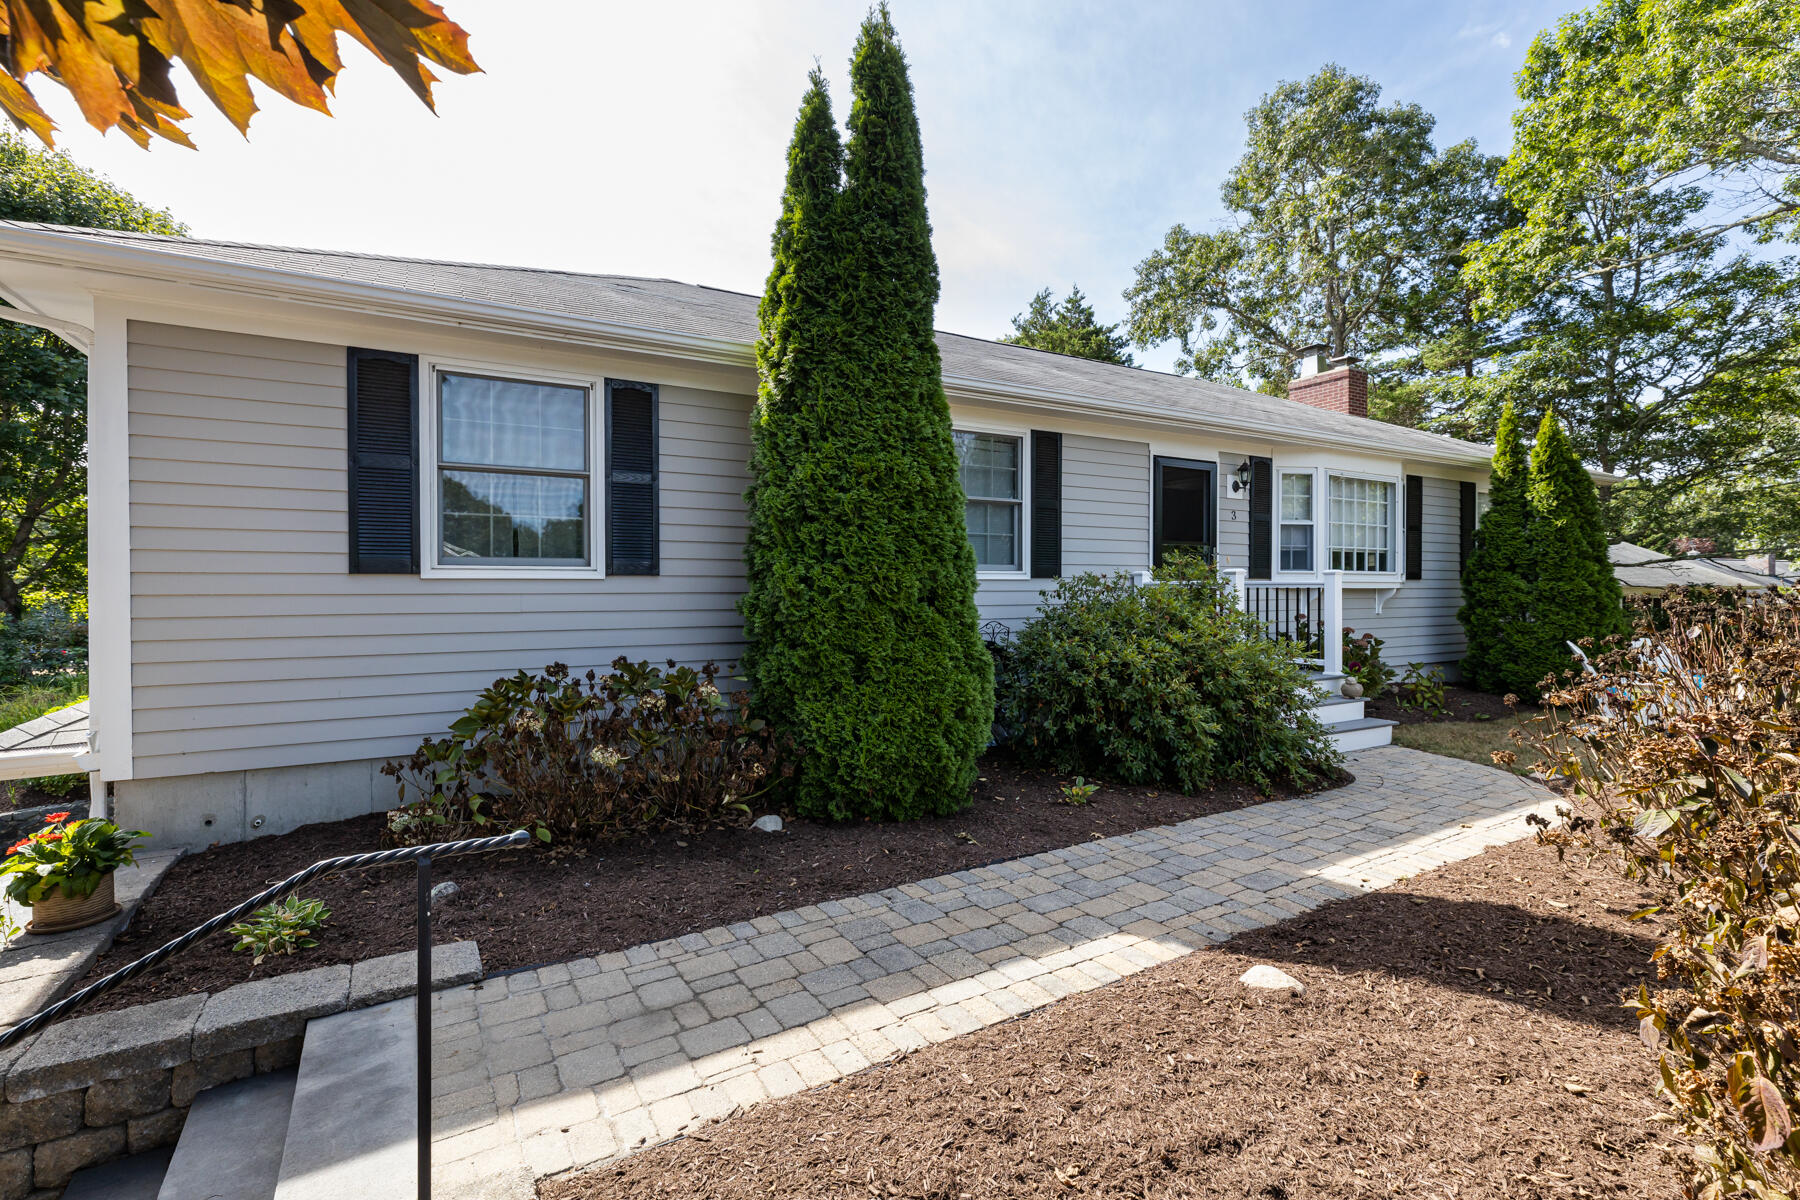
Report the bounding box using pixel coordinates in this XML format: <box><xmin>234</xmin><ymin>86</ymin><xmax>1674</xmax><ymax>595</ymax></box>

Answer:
<box><xmin>1492</xmin><ymin>31</ymin><xmax>1513</xmax><ymax>49</ymax></box>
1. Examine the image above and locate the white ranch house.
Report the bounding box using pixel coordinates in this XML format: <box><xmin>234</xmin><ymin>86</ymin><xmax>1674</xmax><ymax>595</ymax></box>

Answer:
<box><xmin>0</xmin><ymin>223</ymin><xmax>1498</xmax><ymax>849</ymax></box>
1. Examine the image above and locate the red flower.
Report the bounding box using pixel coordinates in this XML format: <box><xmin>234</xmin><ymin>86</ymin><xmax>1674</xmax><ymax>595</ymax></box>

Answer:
<box><xmin>43</xmin><ymin>812</ymin><xmax>70</xmax><ymax>824</ymax></box>
<box><xmin>38</xmin><ymin>831</ymin><xmax>62</xmax><ymax>843</ymax></box>
<box><xmin>7</xmin><ymin>840</ymin><xmax>28</xmax><ymax>854</ymax></box>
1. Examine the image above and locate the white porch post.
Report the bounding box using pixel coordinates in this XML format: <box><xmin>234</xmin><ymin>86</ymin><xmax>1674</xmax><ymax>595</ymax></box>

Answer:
<box><xmin>1222</xmin><ymin>568</ymin><xmax>1248</xmax><ymax>612</ymax></box>
<box><xmin>1321</xmin><ymin>570</ymin><xmax>1345</xmax><ymax>676</ymax></box>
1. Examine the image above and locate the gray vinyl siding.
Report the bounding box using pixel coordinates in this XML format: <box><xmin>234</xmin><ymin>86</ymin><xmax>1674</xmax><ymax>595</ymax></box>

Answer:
<box><xmin>972</xmin><ymin>433</ymin><xmax>1149</xmax><ymax>628</ymax></box>
<box><xmin>1216</xmin><ymin>452</ymin><xmax>1251</xmax><ymax>572</ymax></box>
<box><xmin>126</xmin><ymin>321</ymin><xmax>754</xmax><ymax>779</ymax></box>
<box><xmin>1339</xmin><ymin>474</ymin><xmax>1468</xmax><ymax>671</ymax></box>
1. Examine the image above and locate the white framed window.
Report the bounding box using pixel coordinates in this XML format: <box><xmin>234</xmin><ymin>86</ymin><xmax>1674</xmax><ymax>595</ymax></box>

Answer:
<box><xmin>954</xmin><ymin>429</ymin><xmax>1025</xmax><ymax>573</ymax></box>
<box><xmin>1328</xmin><ymin>474</ymin><xmax>1396</xmax><ymax>573</ymax></box>
<box><xmin>1278</xmin><ymin>470</ymin><xmax>1315</xmax><ymax>572</ymax></box>
<box><xmin>420</xmin><ymin>359</ymin><xmax>605</xmax><ymax>579</ymax></box>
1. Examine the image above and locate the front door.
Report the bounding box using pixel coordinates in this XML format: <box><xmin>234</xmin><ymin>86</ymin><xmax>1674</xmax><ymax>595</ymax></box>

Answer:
<box><xmin>1153</xmin><ymin>456</ymin><xmax>1217</xmax><ymax>566</ymax></box>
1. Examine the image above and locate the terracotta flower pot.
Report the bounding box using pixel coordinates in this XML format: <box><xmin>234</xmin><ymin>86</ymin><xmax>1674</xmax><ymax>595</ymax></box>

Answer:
<box><xmin>27</xmin><ymin>872</ymin><xmax>120</xmax><ymax>935</ymax></box>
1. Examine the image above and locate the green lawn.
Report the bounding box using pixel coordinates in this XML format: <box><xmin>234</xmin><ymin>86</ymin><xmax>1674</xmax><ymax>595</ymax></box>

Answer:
<box><xmin>0</xmin><ymin>674</ymin><xmax>89</xmax><ymax>732</ymax></box>
<box><xmin>1391</xmin><ymin>709</ymin><xmax>1540</xmax><ymax>775</ymax></box>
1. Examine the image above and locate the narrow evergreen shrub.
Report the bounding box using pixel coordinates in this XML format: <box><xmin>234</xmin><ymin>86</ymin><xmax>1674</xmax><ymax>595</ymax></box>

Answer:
<box><xmin>1458</xmin><ymin>400</ymin><xmax>1534</xmax><ymax>694</ymax></box>
<box><xmin>740</xmin><ymin>10</ymin><xmax>991</xmax><ymax>822</ymax></box>
<box><xmin>1522</xmin><ymin>409</ymin><xmax>1628</xmax><ymax>691</ymax></box>
<box><xmin>996</xmin><ymin>557</ymin><xmax>1339</xmax><ymax>794</ymax></box>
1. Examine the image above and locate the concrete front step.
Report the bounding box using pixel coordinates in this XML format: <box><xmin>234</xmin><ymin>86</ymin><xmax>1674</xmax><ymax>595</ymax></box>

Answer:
<box><xmin>1321</xmin><ymin>715</ymin><xmax>1397</xmax><ymax>751</ymax></box>
<box><xmin>160</xmin><ymin>1068</ymin><xmax>296</xmax><ymax>1200</ymax></box>
<box><xmin>273</xmin><ymin>998</ymin><xmax>418</xmax><ymax>1200</ymax></box>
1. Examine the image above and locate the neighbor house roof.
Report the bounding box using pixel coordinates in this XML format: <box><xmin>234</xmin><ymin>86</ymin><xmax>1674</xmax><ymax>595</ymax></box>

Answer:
<box><xmin>1609</xmin><ymin>542</ymin><xmax>1796</xmax><ymax>589</ymax></box>
<box><xmin>0</xmin><ymin>222</ymin><xmax>1508</xmax><ymax>470</ymax></box>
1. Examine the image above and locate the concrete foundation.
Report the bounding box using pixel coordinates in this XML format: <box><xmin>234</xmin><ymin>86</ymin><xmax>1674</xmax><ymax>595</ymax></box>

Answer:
<box><xmin>110</xmin><ymin>758</ymin><xmax>389</xmax><ymax>851</ymax></box>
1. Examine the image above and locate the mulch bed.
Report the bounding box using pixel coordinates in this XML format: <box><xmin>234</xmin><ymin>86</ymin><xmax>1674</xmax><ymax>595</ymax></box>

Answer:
<box><xmin>1367</xmin><ymin>682</ymin><xmax>1522</xmax><ymax>726</ymax></box>
<box><xmin>77</xmin><ymin>756</ymin><xmax>1343</xmax><ymax>1013</ymax></box>
<box><xmin>544</xmin><ymin>836</ymin><xmax>1681</xmax><ymax>1200</ymax></box>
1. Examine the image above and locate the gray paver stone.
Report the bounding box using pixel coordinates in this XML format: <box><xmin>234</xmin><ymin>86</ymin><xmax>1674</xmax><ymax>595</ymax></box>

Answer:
<box><xmin>348</xmin><ymin>940</ymin><xmax>482</xmax><ymax>1008</ymax></box>
<box><xmin>83</xmin><ymin>1070</ymin><xmax>170</xmax><ymax>1126</ymax></box>
<box><xmin>7</xmin><ymin>994</ymin><xmax>205</xmax><ymax>1103</ymax></box>
<box><xmin>192</xmin><ymin>963</ymin><xmax>351</xmax><ymax>1057</ymax></box>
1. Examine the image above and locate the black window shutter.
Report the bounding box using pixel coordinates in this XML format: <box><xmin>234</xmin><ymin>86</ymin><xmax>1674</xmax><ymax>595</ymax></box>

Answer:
<box><xmin>1405</xmin><ymin>474</ymin><xmax>1425</xmax><ymax>580</ymax></box>
<box><xmin>1029</xmin><ymin>430</ymin><xmax>1062</xmax><ymax>579</ymax></box>
<box><xmin>346</xmin><ymin>347</ymin><xmax>418</xmax><ymax>574</ymax></box>
<box><xmin>606</xmin><ymin>380</ymin><xmax>659</xmax><ymax>575</ymax></box>
<box><xmin>1247</xmin><ymin>455</ymin><xmax>1273</xmax><ymax>580</ymax></box>
<box><xmin>1459</xmin><ymin>481</ymin><xmax>1477</xmax><ymax>571</ymax></box>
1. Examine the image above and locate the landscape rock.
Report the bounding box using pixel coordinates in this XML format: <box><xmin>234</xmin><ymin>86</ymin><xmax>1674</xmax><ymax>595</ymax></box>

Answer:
<box><xmin>0</xmin><ymin>1146</ymin><xmax>27</xmax><ymax>1200</ymax></box>
<box><xmin>430</xmin><ymin>881</ymin><xmax>461</xmax><ymax>904</ymax></box>
<box><xmin>83</xmin><ymin>1070</ymin><xmax>170</xmax><ymax>1127</ymax></box>
<box><xmin>32</xmin><ymin>1124</ymin><xmax>123</xmax><ymax>1189</ymax></box>
<box><xmin>6</xmin><ymin>994</ymin><xmax>204</xmax><ymax>1103</ymax></box>
<box><xmin>0</xmin><ymin>1093</ymin><xmax>80</xmax><ymax>1153</ymax></box>
<box><xmin>192</xmin><ymin>964</ymin><xmax>350</xmax><ymax>1058</ymax></box>
<box><xmin>347</xmin><ymin>940</ymin><xmax>483</xmax><ymax>1008</ymax></box>
<box><xmin>254</xmin><ymin>1036</ymin><xmax>303</xmax><ymax>1073</ymax></box>
<box><xmin>126</xmin><ymin>1107</ymin><xmax>185</xmax><ymax>1154</ymax></box>
<box><xmin>1238</xmin><ymin>964</ymin><xmax>1306</xmax><ymax>996</ymax></box>
<box><xmin>170</xmin><ymin>1050</ymin><xmax>252</xmax><ymax>1108</ymax></box>
<box><xmin>751</xmin><ymin>815</ymin><xmax>784</xmax><ymax>833</ymax></box>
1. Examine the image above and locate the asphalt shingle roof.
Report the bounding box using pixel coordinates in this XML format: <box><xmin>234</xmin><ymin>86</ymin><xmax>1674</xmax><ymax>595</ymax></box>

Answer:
<box><xmin>4</xmin><ymin>223</ymin><xmax>1497</xmax><ymax>464</ymax></box>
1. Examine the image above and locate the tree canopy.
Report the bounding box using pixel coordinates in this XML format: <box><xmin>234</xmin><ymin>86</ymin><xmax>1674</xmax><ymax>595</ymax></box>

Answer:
<box><xmin>1000</xmin><ymin>286</ymin><xmax>1135</xmax><ymax>365</ymax></box>
<box><xmin>1124</xmin><ymin>64</ymin><xmax>1478</xmax><ymax>390</ymax></box>
<box><xmin>0</xmin><ymin>132</ymin><xmax>184</xmax><ymax>618</ymax></box>
<box><xmin>0</xmin><ymin>0</ymin><xmax>479</xmax><ymax>149</ymax></box>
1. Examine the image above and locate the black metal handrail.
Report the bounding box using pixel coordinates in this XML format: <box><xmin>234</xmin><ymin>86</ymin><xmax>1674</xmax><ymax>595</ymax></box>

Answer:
<box><xmin>0</xmin><ymin>828</ymin><xmax>531</xmax><ymax>1199</ymax></box>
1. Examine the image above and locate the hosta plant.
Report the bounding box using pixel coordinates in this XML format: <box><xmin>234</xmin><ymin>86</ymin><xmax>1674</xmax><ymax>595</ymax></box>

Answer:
<box><xmin>1527</xmin><ymin>588</ymin><xmax>1800</xmax><ymax>1199</ymax></box>
<box><xmin>229</xmin><ymin>896</ymin><xmax>330</xmax><ymax>965</ymax></box>
<box><xmin>0</xmin><ymin>813</ymin><xmax>147</xmax><ymax>905</ymax></box>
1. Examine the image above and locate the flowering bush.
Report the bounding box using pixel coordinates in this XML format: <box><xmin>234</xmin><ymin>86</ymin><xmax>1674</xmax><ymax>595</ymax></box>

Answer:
<box><xmin>0</xmin><ymin>602</ymin><xmax>88</xmax><ymax>689</ymax></box>
<box><xmin>383</xmin><ymin>658</ymin><xmax>792</xmax><ymax>845</ymax></box>
<box><xmin>1527</xmin><ymin>588</ymin><xmax>1800</xmax><ymax>1198</ymax></box>
<box><xmin>0</xmin><ymin>813</ymin><xmax>148</xmax><ymax>904</ymax></box>
<box><xmin>1342</xmin><ymin>628</ymin><xmax>1395</xmax><ymax>698</ymax></box>
<box><xmin>994</xmin><ymin>555</ymin><xmax>1339</xmax><ymax>793</ymax></box>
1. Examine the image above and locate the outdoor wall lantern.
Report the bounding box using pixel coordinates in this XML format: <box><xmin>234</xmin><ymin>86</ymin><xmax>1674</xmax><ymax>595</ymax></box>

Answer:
<box><xmin>1231</xmin><ymin>459</ymin><xmax>1254</xmax><ymax>493</ymax></box>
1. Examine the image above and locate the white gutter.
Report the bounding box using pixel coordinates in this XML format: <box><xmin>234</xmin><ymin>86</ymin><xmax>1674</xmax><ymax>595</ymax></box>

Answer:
<box><xmin>0</xmin><ymin>223</ymin><xmax>1500</xmax><ymax>469</ymax></box>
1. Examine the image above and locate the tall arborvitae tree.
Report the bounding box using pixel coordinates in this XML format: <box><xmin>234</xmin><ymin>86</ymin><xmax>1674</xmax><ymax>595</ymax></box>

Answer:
<box><xmin>742</xmin><ymin>9</ymin><xmax>991</xmax><ymax>821</ymax></box>
<box><xmin>1522</xmin><ymin>409</ymin><xmax>1628</xmax><ymax>693</ymax></box>
<box><xmin>1457</xmin><ymin>400</ymin><xmax>1533</xmax><ymax>694</ymax></box>
<box><xmin>741</xmin><ymin>70</ymin><xmax>845</xmax><ymax>768</ymax></box>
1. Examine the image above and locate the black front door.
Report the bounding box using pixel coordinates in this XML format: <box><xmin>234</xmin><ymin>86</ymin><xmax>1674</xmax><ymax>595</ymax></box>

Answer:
<box><xmin>1153</xmin><ymin>456</ymin><xmax>1217</xmax><ymax>566</ymax></box>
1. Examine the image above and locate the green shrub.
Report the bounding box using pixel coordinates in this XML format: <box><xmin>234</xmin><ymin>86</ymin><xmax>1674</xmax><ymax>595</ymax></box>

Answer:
<box><xmin>995</xmin><ymin>556</ymin><xmax>1339</xmax><ymax>793</ymax></box>
<box><xmin>740</xmin><ymin>12</ymin><xmax>991</xmax><ymax>823</ymax></box>
<box><xmin>0</xmin><ymin>603</ymin><xmax>86</xmax><ymax>690</ymax></box>
<box><xmin>383</xmin><ymin>659</ymin><xmax>790</xmax><ymax>845</ymax></box>
<box><xmin>229</xmin><ymin>896</ymin><xmax>329</xmax><ymax>965</ymax></box>
<box><xmin>1342</xmin><ymin>628</ymin><xmax>1395</xmax><ymax>698</ymax></box>
<box><xmin>1529</xmin><ymin>588</ymin><xmax>1800</xmax><ymax>1199</ymax></box>
<box><xmin>1397</xmin><ymin>662</ymin><xmax>1448</xmax><ymax>716</ymax></box>
<box><xmin>1459</xmin><ymin>400</ymin><xmax>1535</xmax><ymax>694</ymax></box>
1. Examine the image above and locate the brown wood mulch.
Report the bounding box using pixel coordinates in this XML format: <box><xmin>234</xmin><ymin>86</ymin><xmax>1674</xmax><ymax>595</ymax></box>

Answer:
<box><xmin>77</xmin><ymin>756</ymin><xmax>1343</xmax><ymax>1013</ymax></box>
<box><xmin>543</xmin><ymin>837</ymin><xmax>1681</xmax><ymax>1200</ymax></box>
<box><xmin>1367</xmin><ymin>682</ymin><xmax>1521</xmax><ymax>726</ymax></box>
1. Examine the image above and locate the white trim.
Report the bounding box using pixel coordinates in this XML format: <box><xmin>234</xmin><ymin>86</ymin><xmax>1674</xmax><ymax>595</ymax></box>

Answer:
<box><xmin>87</xmin><ymin>301</ymin><xmax>133</xmax><ymax>781</ymax></box>
<box><xmin>953</xmin><ymin>419</ymin><xmax>1032</xmax><ymax>580</ymax></box>
<box><xmin>1274</xmin><ymin>466</ymin><xmax>1319</xmax><ymax>577</ymax></box>
<box><xmin>0</xmin><ymin>225</ymin><xmax>1511</xmax><ymax>472</ymax></box>
<box><xmin>1323</xmin><ymin>469</ymin><xmax>1403</xmax><ymax>581</ymax></box>
<box><xmin>416</xmin><ymin>353</ymin><xmax>608</xmax><ymax>581</ymax></box>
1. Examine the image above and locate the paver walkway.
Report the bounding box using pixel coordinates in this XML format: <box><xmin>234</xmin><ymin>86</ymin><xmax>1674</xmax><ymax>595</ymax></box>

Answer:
<box><xmin>424</xmin><ymin>746</ymin><xmax>1558</xmax><ymax>1195</ymax></box>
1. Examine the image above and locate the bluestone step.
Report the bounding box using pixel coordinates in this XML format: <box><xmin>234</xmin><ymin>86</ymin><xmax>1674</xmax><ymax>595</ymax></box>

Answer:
<box><xmin>273</xmin><ymin>997</ymin><xmax>417</xmax><ymax>1200</ymax></box>
<box><xmin>1323</xmin><ymin>715</ymin><xmax>1397</xmax><ymax>751</ymax></box>
<box><xmin>63</xmin><ymin>1146</ymin><xmax>173</xmax><ymax>1200</ymax></box>
<box><xmin>160</xmin><ymin>1068</ymin><xmax>296</xmax><ymax>1200</ymax></box>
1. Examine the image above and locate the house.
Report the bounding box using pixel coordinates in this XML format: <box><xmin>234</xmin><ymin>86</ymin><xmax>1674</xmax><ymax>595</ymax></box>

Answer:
<box><xmin>0</xmin><ymin>222</ymin><xmax>1499</xmax><ymax>848</ymax></box>
<box><xmin>1609</xmin><ymin>542</ymin><xmax>1798</xmax><ymax>594</ymax></box>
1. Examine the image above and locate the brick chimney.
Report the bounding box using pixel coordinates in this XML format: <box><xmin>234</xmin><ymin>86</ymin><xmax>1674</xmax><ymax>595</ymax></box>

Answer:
<box><xmin>1288</xmin><ymin>344</ymin><xmax>1367</xmax><ymax>418</ymax></box>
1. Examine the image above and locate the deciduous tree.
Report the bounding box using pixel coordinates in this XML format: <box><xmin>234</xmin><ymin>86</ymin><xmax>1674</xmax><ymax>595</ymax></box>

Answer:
<box><xmin>0</xmin><ymin>0</ymin><xmax>478</xmax><ymax>149</ymax></box>
<box><xmin>0</xmin><ymin>133</ymin><xmax>184</xmax><ymax>619</ymax></box>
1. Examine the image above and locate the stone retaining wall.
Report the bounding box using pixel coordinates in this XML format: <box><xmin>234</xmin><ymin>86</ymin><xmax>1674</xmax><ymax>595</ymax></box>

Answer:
<box><xmin>0</xmin><ymin>941</ymin><xmax>479</xmax><ymax>1196</ymax></box>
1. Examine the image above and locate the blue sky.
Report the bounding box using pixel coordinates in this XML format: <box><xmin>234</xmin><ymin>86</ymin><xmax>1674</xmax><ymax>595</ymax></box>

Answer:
<box><xmin>28</xmin><ymin>0</ymin><xmax>1577</xmax><ymax>372</ymax></box>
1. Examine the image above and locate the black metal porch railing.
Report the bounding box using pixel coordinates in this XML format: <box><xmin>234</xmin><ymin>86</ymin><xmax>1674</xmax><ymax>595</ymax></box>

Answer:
<box><xmin>1244</xmin><ymin>584</ymin><xmax>1325</xmax><ymax>658</ymax></box>
<box><xmin>0</xmin><ymin>828</ymin><xmax>532</xmax><ymax>1200</ymax></box>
